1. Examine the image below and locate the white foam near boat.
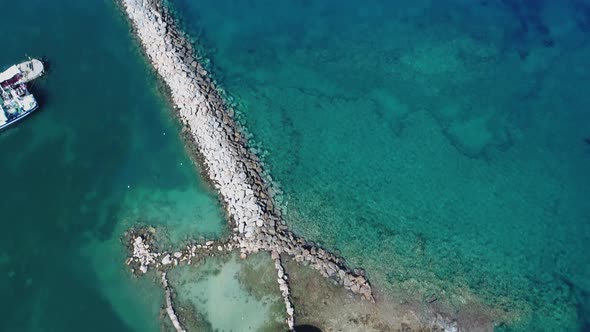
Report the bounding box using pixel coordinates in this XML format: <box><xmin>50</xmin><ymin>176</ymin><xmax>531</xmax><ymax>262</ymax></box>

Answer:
<box><xmin>0</xmin><ymin>58</ymin><xmax>44</xmax><ymax>130</ymax></box>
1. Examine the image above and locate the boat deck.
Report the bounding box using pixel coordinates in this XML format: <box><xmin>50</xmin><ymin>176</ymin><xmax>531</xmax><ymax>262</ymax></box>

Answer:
<box><xmin>17</xmin><ymin>59</ymin><xmax>44</xmax><ymax>83</ymax></box>
<box><xmin>0</xmin><ymin>59</ymin><xmax>43</xmax><ymax>129</ymax></box>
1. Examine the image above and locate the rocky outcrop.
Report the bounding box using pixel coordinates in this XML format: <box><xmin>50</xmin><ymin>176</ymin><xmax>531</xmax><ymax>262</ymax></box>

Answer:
<box><xmin>120</xmin><ymin>0</ymin><xmax>374</xmax><ymax>329</ymax></box>
<box><xmin>432</xmin><ymin>314</ymin><xmax>458</xmax><ymax>332</ymax></box>
<box><xmin>129</xmin><ymin>235</ymin><xmax>156</xmax><ymax>274</ymax></box>
<box><xmin>125</xmin><ymin>230</ymin><xmax>235</xmax><ymax>274</ymax></box>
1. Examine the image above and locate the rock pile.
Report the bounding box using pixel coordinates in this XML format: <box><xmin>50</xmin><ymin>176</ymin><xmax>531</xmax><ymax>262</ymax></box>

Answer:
<box><xmin>120</xmin><ymin>0</ymin><xmax>374</xmax><ymax>329</ymax></box>
<box><xmin>129</xmin><ymin>235</ymin><xmax>157</xmax><ymax>274</ymax></box>
<box><xmin>272</xmin><ymin>251</ymin><xmax>295</xmax><ymax>330</ymax></box>
<box><xmin>162</xmin><ymin>272</ymin><xmax>186</xmax><ymax>332</ymax></box>
<box><xmin>126</xmin><ymin>232</ymin><xmax>235</xmax><ymax>274</ymax></box>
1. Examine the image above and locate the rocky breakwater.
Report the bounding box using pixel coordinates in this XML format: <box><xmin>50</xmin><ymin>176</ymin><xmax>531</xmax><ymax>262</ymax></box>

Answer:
<box><xmin>120</xmin><ymin>0</ymin><xmax>374</xmax><ymax>328</ymax></box>
<box><xmin>161</xmin><ymin>272</ymin><xmax>186</xmax><ymax>332</ymax></box>
<box><xmin>125</xmin><ymin>228</ymin><xmax>236</xmax><ymax>274</ymax></box>
<box><xmin>272</xmin><ymin>251</ymin><xmax>295</xmax><ymax>330</ymax></box>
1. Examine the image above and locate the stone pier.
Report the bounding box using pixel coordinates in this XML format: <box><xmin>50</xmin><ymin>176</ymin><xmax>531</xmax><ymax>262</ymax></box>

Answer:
<box><xmin>120</xmin><ymin>0</ymin><xmax>374</xmax><ymax>329</ymax></box>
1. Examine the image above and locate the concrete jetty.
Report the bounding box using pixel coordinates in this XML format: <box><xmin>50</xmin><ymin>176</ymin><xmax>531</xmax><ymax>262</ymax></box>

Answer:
<box><xmin>120</xmin><ymin>0</ymin><xmax>374</xmax><ymax>329</ymax></box>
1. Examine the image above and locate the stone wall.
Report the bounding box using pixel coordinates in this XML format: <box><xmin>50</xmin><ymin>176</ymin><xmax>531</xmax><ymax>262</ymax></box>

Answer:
<box><xmin>120</xmin><ymin>0</ymin><xmax>374</xmax><ymax>329</ymax></box>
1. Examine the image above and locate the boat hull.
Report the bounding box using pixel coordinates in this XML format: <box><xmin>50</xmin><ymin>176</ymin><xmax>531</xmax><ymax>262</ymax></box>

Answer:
<box><xmin>0</xmin><ymin>104</ymin><xmax>38</xmax><ymax>131</ymax></box>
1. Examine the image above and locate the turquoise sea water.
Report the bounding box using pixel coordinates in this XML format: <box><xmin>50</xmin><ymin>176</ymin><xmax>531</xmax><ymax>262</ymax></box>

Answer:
<box><xmin>0</xmin><ymin>1</ymin><xmax>225</xmax><ymax>331</ymax></box>
<box><xmin>170</xmin><ymin>0</ymin><xmax>590</xmax><ymax>330</ymax></box>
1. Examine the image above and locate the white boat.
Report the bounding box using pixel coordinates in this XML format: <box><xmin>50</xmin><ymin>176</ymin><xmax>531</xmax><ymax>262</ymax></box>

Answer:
<box><xmin>0</xmin><ymin>59</ymin><xmax>44</xmax><ymax>130</ymax></box>
<box><xmin>0</xmin><ymin>59</ymin><xmax>44</xmax><ymax>84</ymax></box>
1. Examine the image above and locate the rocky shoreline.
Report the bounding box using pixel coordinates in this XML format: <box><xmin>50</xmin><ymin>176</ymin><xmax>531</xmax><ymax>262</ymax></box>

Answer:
<box><xmin>120</xmin><ymin>0</ymin><xmax>374</xmax><ymax>329</ymax></box>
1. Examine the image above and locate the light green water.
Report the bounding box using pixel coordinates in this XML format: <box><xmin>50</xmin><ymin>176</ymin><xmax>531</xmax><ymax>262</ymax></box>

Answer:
<box><xmin>168</xmin><ymin>253</ymin><xmax>285</xmax><ymax>331</ymax></box>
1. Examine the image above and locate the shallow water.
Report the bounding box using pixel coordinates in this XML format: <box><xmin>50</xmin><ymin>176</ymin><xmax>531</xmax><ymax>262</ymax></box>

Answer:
<box><xmin>0</xmin><ymin>1</ymin><xmax>225</xmax><ymax>330</ymax></box>
<box><xmin>168</xmin><ymin>253</ymin><xmax>285</xmax><ymax>331</ymax></box>
<box><xmin>171</xmin><ymin>0</ymin><xmax>590</xmax><ymax>330</ymax></box>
